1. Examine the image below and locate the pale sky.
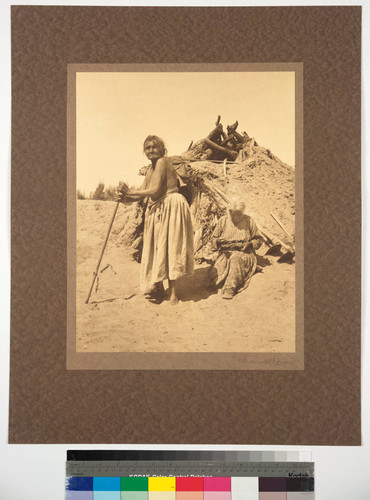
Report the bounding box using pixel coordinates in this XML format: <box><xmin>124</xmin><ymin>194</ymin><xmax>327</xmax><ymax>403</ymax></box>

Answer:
<box><xmin>76</xmin><ymin>71</ymin><xmax>295</xmax><ymax>195</ymax></box>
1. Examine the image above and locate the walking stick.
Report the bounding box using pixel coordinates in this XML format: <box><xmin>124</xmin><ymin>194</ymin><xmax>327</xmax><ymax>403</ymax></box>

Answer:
<box><xmin>85</xmin><ymin>201</ymin><xmax>120</xmax><ymax>304</ymax></box>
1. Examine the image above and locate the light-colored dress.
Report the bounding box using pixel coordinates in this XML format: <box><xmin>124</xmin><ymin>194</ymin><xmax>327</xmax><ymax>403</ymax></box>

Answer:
<box><xmin>210</xmin><ymin>214</ymin><xmax>263</xmax><ymax>293</ymax></box>
<box><xmin>140</xmin><ymin>189</ymin><xmax>194</xmax><ymax>292</ymax></box>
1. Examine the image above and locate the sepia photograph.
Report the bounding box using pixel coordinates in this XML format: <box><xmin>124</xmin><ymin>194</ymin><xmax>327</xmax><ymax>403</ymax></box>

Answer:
<box><xmin>67</xmin><ymin>63</ymin><xmax>303</xmax><ymax>369</ymax></box>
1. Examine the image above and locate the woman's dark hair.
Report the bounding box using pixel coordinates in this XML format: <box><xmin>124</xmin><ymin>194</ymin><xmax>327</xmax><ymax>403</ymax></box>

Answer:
<box><xmin>143</xmin><ymin>135</ymin><xmax>167</xmax><ymax>157</ymax></box>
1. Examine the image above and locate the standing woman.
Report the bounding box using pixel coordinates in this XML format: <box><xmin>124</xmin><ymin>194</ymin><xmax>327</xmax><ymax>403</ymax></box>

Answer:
<box><xmin>118</xmin><ymin>136</ymin><xmax>194</xmax><ymax>304</ymax></box>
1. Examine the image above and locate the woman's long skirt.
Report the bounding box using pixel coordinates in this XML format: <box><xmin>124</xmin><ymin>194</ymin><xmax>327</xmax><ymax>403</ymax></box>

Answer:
<box><xmin>140</xmin><ymin>193</ymin><xmax>194</xmax><ymax>291</ymax></box>
<box><xmin>211</xmin><ymin>250</ymin><xmax>257</xmax><ymax>293</ymax></box>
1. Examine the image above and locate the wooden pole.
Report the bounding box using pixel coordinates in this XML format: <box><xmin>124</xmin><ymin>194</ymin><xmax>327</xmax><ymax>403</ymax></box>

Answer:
<box><xmin>85</xmin><ymin>201</ymin><xmax>120</xmax><ymax>304</ymax></box>
<box><xmin>203</xmin><ymin>138</ymin><xmax>238</xmax><ymax>161</ymax></box>
<box><xmin>203</xmin><ymin>183</ymin><xmax>230</xmax><ymax>204</ymax></box>
<box><xmin>259</xmin><ymin>228</ymin><xmax>291</xmax><ymax>251</ymax></box>
<box><xmin>270</xmin><ymin>212</ymin><xmax>292</xmax><ymax>238</ymax></box>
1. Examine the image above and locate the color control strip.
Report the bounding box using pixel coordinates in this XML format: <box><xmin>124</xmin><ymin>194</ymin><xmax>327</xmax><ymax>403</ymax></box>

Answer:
<box><xmin>66</xmin><ymin>475</ymin><xmax>314</xmax><ymax>499</ymax></box>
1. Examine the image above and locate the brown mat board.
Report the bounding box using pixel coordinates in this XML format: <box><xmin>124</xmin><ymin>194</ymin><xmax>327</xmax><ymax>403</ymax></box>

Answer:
<box><xmin>10</xmin><ymin>6</ymin><xmax>361</xmax><ymax>444</ymax></box>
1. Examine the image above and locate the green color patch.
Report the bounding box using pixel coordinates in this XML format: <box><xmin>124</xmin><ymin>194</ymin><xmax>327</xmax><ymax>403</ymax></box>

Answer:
<box><xmin>121</xmin><ymin>477</ymin><xmax>149</xmax><ymax>491</ymax></box>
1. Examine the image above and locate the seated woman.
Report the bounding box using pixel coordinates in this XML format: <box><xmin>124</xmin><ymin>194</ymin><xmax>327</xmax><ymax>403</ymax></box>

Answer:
<box><xmin>208</xmin><ymin>199</ymin><xmax>264</xmax><ymax>299</ymax></box>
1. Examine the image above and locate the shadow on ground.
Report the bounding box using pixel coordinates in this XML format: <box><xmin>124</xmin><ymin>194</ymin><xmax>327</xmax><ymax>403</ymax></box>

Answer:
<box><xmin>176</xmin><ymin>265</ymin><xmax>217</xmax><ymax>302</ymax></box>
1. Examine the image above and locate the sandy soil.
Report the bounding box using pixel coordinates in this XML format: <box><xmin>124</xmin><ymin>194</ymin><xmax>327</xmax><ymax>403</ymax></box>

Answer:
<box><xmin>76</xmin><ymin>200</ymin><xmax>295</xmax><ymax>353</ymax></box>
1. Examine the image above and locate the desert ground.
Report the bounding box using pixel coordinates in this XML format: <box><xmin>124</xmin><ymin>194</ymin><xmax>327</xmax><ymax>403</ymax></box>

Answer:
<box><xmin>76</xmin><ymin>196</ymin><xmax>296</xmax><ymax>354</ymax></box>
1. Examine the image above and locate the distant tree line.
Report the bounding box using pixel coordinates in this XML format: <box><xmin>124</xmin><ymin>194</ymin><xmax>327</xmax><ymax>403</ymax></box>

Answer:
<box><xmin>77</xmin><ymin>182</ymin><xmax>123</xmax><ymax>201</ymax></box>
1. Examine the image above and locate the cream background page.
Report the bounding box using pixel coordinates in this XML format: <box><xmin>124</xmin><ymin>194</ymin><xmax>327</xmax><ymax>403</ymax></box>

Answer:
<box><xmin>1</xmin><ymin>1</ymin><xmax>369</xmax><ymax>499</ymax></box>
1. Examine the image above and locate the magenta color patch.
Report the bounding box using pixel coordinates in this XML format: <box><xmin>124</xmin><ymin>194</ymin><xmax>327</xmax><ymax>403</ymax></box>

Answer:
<box><xmin>204</xmin><ymin>492</ymin><xmax>231</xmax><ymax>500</ymax></box>
<box><xmin>204</xmin><ymin>477</ymin><xmax>231</xmax><ymax>492</ymax></box>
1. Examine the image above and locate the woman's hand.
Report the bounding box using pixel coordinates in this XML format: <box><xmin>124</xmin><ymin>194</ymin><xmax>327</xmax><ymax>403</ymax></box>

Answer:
<box><xmin>116</xmin><ymin>182</ymin><xmax>131</xmax><ymax>203</ymax></box>
<box><xmin>215</xmin><ymin>238</ymin><xmax>227</xmax><ymax>248</ymax></box>
<box><xmin>242</xmin><ymin>241</ymin><xmax>254</xmax><ymax>253</ymax></box>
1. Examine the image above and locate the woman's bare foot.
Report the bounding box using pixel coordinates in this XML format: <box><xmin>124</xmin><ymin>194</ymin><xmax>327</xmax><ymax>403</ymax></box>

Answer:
<box><xmin>168</xmin><ymin>279</ymin><xmax>179</xmax><ymax>305</ymax></box>
<box><xmin>222</xmin><ymin>287</ymin><xmax>235</xmax><ymax>299</ymax></box>
<box><xmin>144</xmin><ymin>282</ymin><xmax>167</xmax><ymax>304</ymax></box>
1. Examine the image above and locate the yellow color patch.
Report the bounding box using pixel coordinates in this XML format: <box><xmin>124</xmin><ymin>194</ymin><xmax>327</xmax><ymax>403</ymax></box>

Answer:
<box><xmin>148</xmin><ymin>477</ymin><xmax>176</xmax><ymax>491</ymax></box>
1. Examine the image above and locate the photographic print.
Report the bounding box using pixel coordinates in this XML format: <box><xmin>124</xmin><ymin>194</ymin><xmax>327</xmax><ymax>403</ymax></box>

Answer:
<box><xmin>67</xmin><ymin>63</ymin><xmax>303</xmax><ymax>370</ymax></box>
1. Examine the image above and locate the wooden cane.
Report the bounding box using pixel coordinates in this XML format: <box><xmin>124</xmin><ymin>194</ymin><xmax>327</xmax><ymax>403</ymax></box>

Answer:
<box><xmin>85</xmin><ymin>201</ymin><xmax>120</xmax><ymax>304</ymax></box>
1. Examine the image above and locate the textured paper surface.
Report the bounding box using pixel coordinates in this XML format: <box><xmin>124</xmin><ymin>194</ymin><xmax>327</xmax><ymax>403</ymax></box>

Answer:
<box><xmin>10</xmin><ymin>6</ymin><xmax>361</xmax><ymax>444</ymax></box>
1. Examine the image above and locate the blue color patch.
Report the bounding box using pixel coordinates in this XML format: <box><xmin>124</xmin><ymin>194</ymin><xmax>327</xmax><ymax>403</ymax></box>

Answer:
<box><xmin>66</xmin><ymin>477</ymin><xmax>93</xmax><ymax>491</ymax></box>
<box><xmin>94</xmin><ymin>477</ymin><xmax>121</xmax><ymax>491</ymax></box>
<box><xmin>66</xmin><ymin>492</ymin><xmax>93</xmax><ymax>500</ymax></box>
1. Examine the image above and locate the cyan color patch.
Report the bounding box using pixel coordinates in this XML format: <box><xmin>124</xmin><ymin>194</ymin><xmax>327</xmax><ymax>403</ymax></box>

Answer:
<box><xmin>94</xmin><ymin>477</ymin><xmax>121</xmax><ymax>491</ymax></box>
<box><xmin>94</xmin><ymin>492</ymin><xmax>120</xmax><ymax>500</ymax></box>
